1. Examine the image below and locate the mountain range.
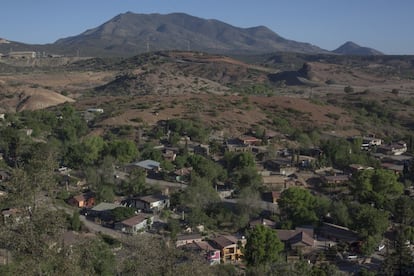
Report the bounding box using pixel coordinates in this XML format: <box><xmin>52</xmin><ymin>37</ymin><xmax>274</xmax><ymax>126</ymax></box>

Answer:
<box><xmin>0</xmin><ymin>12</ymin><xmax>383</xmax><ymax>57</ymax></box>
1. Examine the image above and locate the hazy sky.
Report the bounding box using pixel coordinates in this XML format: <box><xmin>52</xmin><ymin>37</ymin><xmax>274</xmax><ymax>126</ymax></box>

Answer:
<box><xmin>1</xmin><ymin>0</ymin><xmax>413</xmax><ymax>54</ymax></box>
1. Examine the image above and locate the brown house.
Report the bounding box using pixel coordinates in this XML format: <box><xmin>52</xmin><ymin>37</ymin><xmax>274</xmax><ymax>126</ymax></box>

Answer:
<box><xmin>68</xmin><ymin>193</ymin><xmax>95</xmax><ymax>208</ymax></box>
<box><xmin>176</xmin><ymin>234</ymin><xmax>203</xmax><ymax>247</ymax></box>
<box><xmin>238</xmin><ymin>136</ymin><xmax>262</xmax><ymax>146</ymax></box>
<box><xmin>249</xmin><ymin>218</ymin><xmax>277</xmax><ymax>229</ymax></box>
<box><xmin>319</xmin><ymin>222</ymin><xmax>360</xmax><ymax>243</ymax></box>
<box><xmin>276</xmin><ymin>227</ymin><xmax>315</xmax><ymax>253</ymax></box>
<box><xmin>321</xmin><ymin>175</ymin><xmax>350</xmax><ymax>186</ymax></box>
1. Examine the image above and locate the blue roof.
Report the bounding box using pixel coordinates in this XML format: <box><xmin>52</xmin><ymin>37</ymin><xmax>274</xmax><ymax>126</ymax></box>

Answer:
<box><xmin>134</xmin><ymin>159</ymin><xmax>160</xmax><ymax>170</ymax></box>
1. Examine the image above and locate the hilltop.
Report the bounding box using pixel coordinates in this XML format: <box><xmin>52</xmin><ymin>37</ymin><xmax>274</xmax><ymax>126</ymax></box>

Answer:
<box><xmin>0</xmin><ymin>13</ymin><xmax>387</xmax><ymax>58</ymax></box>
<box><xmin>333</xmin><ymin>41</ymin><xmax>383</xmax><ymax>56</ymax></box>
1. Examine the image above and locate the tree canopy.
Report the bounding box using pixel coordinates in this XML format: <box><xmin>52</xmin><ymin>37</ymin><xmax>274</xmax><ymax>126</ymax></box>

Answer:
<box><xmin>277</xmin><ymin>187</ymin><xmax>321</xmax><ymax>227</ymax></box>
<box><xmin>243</xmin><ymin>225</ymin><xmax>284</xmax><ymax>266</ymax></box>
<box><xmin>350</xmin><ymin>168</ymin><xmax>403</xmax><ymax>209</ymax></box>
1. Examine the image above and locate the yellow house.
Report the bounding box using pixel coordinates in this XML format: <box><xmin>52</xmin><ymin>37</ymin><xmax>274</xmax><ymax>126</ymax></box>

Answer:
<box><xmin>210</xmin><ymin>235</ymin><xmax>246</xmax><ymax>263</ymax></box>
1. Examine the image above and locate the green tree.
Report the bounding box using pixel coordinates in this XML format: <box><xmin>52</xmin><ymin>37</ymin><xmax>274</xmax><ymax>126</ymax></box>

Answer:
<box><xmin>188</xmin><ymin>154</ymin><xmax>227</xmax><ymax>182</ymax></box>
<box><xmin>97</xmin><ymin>184</ymin><xmax>115</xmax><ymax>203</ymax></box>
<box><xmin>243</xmin><ymin>225</ymin><xmax>284</xmax><ymax>266</ymax></box>
<box><xmin>277</xmin><ymin>187</ymin><xmax>319</xmax><ymax>227</ymax></box>
<box><xmin>140</xmin><ymin>143</ymin><xmax>162</xmax><ymax>162</ymax></box>
<box><xmin>329</xmin><ymin>201</ymin><xmax>352</xmax><ymax>227</ymax></box>
<box><xmin>350</xmin><ymin>202</ymin><xmax>389</xmax><ymax>237</ymax></box>
<box><xmin>182</xmin><ymin>175</ymin><xmax>220</xmax><ymax>209</ymax></box>
<box><xmin>26</xmin><ymin>143</ymin><xmax>59</xmax><ymax>210</ymax></box>
<box><xmin>106</xmin><ymin>139</ymin><xmax>138</xmax><ymax>163</ymax></box>
<box><xmin>344</xmin><ymin>85</ymin><xmax>354</xmax><ymax>93</ymax></box>
<box><xmin>71</xmin><ymin>210</ymin><xmax>81</xmax><ymax>231</ymax></box>
<box><xmin>224</xmin><ymin>152</ymin><xmax>255</xmax><ymax>171</ymax></box>
<box><xmin>110</xmin><ymin>207</ymin><xmax>136</xmax><ymax>222</ymax></box>
<box><xmin>125</xmin><ymin>168</ymin><xmax>146</xmax><ymax>196</ymax></box>
<box><xmin>77</xmin><ymin>238</ymin><xmax>116</xmax><ymax>275</ymax></box>
<box><xmin>167</xmin><ymin>218</ymin><xmax>181</xmax><ymax>240</ymax></box>
<box><xmin>350</xmin><ymin>169</ymin><xmax>403</xmax><ymax>209</ymax></box>
<box><xmin>231</xmin><ymin>166</ymin><xmax>263</xmax><ymax>191</ymax></box>
<box><xmin>81</xmin><ymin>135</ymin><xmax>106</xmax><ymax>165</ymax></box>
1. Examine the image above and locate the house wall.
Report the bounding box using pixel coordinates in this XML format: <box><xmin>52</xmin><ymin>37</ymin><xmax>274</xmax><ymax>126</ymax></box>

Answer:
<box><xmin>221</xmin><ymin>245</ymin><xmax>238</xmax><ymax>263</ymax></box>
<box><xmin>133</xmin><ymin>200</ymin><xmax>150</xmax><ymax>211</ymax></box>
<box><xmin>132</xmin><ymin>220</ymin><xmax>148</xmax><ymax>232</ymax></box>
<box><xmin>207</xmin><ymin>250</ymin><xmax>221</xmax><ymax>265</ymax></box>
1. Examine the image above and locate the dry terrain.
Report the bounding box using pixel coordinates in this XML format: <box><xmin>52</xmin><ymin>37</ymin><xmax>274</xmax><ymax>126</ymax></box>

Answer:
<box><xmin>1</xmin><ymin>51</ymin><xmax>414</xmax><ymax>138</ymax></box>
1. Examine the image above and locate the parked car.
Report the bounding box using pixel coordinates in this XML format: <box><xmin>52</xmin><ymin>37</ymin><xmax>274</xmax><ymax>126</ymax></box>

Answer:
<box><xmin>345</xmin><ymin>253</ymin><xmax>358</xmax><ymax>260</ymax></box>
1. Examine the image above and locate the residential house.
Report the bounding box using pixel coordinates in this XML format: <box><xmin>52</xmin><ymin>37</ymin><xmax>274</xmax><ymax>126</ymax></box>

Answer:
<box><xmin>248</xmin><ymin>217</ymin><xmax>277</xmax><ymax>229</ymax></box>
<box><xmin>378</xmin><ymin>141</ymin><xmax>407</xmax><ymax>156</ymax></box>
<box><xmin>182</xmin><ymin>240</ymin><xmax>221</xmax><ymax>265</ymax></box>
<box><xmin>210</xmin><ymin>235</ymin><xmax>246</xmax><ymax>264</ymax></box>
<box><xmin>381</xmin><ymin>163</ymin><xmax>404</xmax><ymax>174</ymax></box>
<box><xmin>193</xmin><ymin>144</ymin><xmax>210</xmax><ymax>156</ymax></box>
<box><xmin>216</xmin><ymin>187</ymin><xmax>234</xmax><ymax>200</ymax></box>
<box><xmin>265</xmin><ymin>158</ymin><xmax>296</xmax><ymax>176</ymax></box>
<box><xmin>276</xmin><ymin>227</ymin><xmax>315</xmax><ymax>253</ymax></box>
<box><xmin>162</xmin><ymin>148</ymin><xmax>177</xmax><ymax>162</ymax></box>
<box><xmin>348</xmin><ymin>164</ymin><xmax>374</xmax><ymax>174</ymax></box>
<box><xmin>68</xmin><ymin>193</ymin><xmax>95</xmax><ymax>208</ymax></box>
<box><xmin>128</xmin><ymin>194</ymin><xmax>170</xmax><ymax>213</ymax></box>
<box><xmin>6</xmin><ymin>51</ymin><xmax>36</xmax><ymax>59</ymax></box>
<box><xmin>262</xmin><ymin>175</ymin><xmax>289</xmax><ymax>190</ymax></box>
<box><xmin>196</xmin><ymin>241</ymin><xmax>221</xmax><ymax>265</ymax></box>
<box><xmin>225</xmin><ymin>138</ymin><xmax>251</xmax><ymax>153</ymax></box>
<box><xmin>87</xmin><ymin>202</ymin><xmax>123</xmax><ymax>222</ymax></box>
<box><xmin>132</xmin><ymin>160</ymin><xmax>161</xmax><ymax>172</ymax></box>
<box><xmin>321</xmin><ymin>174</ymin><xmax>350</xmax><ymax>186</ymax></box>
<box><xmin>361</xmin><ymin>136</ymin><xmax>382</xmax><ymax>149</ymax></box>
<box><xmin>115</xmin><ymin>213</ymin><xmax>153</xmax><ymax>234</ymax></box>
<box><xmin>176</xmin><ymin>234</ymin><xmax>203</xmax><ymax>247</ymax></box>
<box><xmin>263</xmin><ymin>191</ymin><xmax>281</xmax><ymax>204</ymax></box>
<box><xmin>237</xmin><ymin>136</ymin><xmax>262</xmax><ymax>146</ymax></box>
<box><xmin>318</xmin><ymin>222</ymin><xmax>360</xmax><ymax>244</ymax></box>
<box><xmin>174</xmin><ymin>167</ymin><xmax>193</xmax><ymax>182</ymax></box>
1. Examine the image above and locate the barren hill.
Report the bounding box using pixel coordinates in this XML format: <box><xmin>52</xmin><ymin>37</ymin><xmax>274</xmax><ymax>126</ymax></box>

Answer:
<box><xmin>333</xmin><ymin>41</ymin><xmax>383</xmax><ymax>55</ymax></box>
<box><xmin>53</xmin><ymin>12</ymin><xmax>329</xmax><ymax>57</ymax></box>
<box><xmin>1</xmin><ymin>51</ymin><xmax>414</xmax><ymax>139</ymax></box>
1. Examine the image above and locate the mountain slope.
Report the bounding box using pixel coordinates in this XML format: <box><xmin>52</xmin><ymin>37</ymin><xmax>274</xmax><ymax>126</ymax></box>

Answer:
<box><xmin>54</xmin><ymin>12</ymin><xmax>328</xmax><ymax>56</ymax></box>
<box><xmin>333</xmin><ymin>41</ymin><xmax>383</xmax><ymax>55</ymax></box>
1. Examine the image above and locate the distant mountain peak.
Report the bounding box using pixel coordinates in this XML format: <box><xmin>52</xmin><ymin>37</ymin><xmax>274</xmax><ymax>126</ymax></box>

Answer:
<box><xmin>333</xmin><ymin>41</ymin><xmax>383</xmax><ymax>55</ymax></box>
<box><xmin>53</xmin><ymin>12</ymin><xmax>329</xmax><ymax>57</ymax></box>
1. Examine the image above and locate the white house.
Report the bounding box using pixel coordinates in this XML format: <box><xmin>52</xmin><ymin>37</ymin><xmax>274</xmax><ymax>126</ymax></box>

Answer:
<box><xmin>129</xmin><ymin>194</ymin><xmax>170</xmax><ymax>212</ymax></box>
<box><xmin>115</xmin><ymin>213</ymin><xmax>153</xmax><ymax>234</ymax></box>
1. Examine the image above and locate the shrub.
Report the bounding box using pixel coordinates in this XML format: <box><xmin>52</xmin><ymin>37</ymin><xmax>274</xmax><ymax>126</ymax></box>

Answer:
<box><xmin>344</xmin><ymin>85</ymin><xmax>354</xmax><ymax>93</ymax></box>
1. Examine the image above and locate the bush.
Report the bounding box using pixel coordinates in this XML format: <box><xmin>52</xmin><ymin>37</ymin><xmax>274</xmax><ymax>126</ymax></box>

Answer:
<box><xmin>344</xmin><ymin>85</ymin><xmax>354</xmax><ymax>93</ymax></box>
